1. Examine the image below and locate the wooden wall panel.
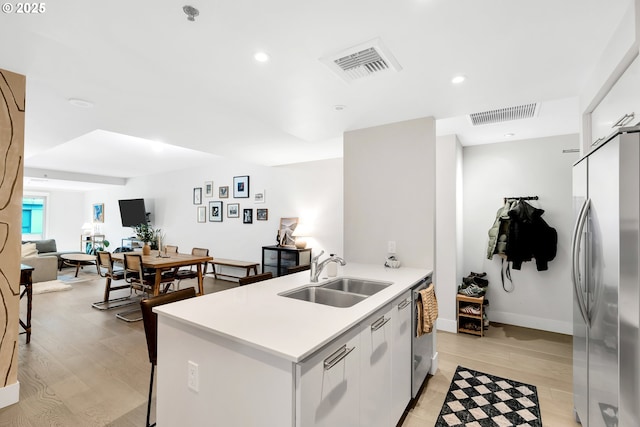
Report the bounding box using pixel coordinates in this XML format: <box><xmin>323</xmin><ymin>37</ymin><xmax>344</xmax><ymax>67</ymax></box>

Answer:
<box><xmin>0</xmin><ymin>68</ymin><xmax>25</xmax><ymax>402</ymax></box>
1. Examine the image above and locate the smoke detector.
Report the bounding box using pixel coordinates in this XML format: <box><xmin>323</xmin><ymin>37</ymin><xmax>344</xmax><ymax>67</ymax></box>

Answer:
<box><xmin>468</xmin><ymin>103</ymin><xmax>539</xmax><ymax>126</ymax></box>
<box><xmin>320</xmin><ymin>38</ymin><xmax>402</xmax><ymax>83</ymax></box>
<box><xmin>183</xmin><ymin>5</ymin><xmax>199</xmax><ymax>22</ymax></box>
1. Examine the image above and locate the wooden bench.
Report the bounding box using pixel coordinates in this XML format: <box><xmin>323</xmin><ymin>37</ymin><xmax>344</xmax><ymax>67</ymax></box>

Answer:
<box><xmin>209</xmin><ymin>258</ymin><xmax>259</xmax><ymax>281</ymax></box>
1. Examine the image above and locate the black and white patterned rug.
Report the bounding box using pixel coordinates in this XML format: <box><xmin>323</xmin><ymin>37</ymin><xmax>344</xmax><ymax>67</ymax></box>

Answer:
<box><xmin>435</xmin><ymin>366</ymin><xmax>542</xmax><ymax>427</ymax></box>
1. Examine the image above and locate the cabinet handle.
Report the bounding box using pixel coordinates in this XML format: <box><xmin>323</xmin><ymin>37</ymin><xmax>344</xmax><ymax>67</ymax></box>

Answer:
<box><xmin>370</xmin><ymin>315</ymin><xmax>390</xmax><ymax>331</ymax></box>
<box><xmin>397</xmin><ymin>299</ymin><xmax>411</xmax><ymax>310</ymax></box>
<box><xmin>612</xmin><ymin>112</ymin><xmax>635</xmax><ymax>128</ymax></box>
<box><xmin>324</xmin><ymin>344</ymin><xmax>356</xmax><ymax>371</ymax></box>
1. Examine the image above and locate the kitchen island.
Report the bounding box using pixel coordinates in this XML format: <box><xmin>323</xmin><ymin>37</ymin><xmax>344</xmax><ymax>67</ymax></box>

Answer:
<box><xmin>154</xmin><ymin>263</ymin><xmax>436</xmax><ymax>426</ymax></box>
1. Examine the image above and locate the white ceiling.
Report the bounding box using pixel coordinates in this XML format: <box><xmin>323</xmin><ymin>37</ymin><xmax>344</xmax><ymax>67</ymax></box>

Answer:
<box><xmin>0</xmin><ymin>0</ymin><xmax>630</xmax><ymax>191</ymax></box>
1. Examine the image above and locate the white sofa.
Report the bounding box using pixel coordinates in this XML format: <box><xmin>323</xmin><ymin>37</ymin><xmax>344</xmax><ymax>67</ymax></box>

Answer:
<box><xmin>20</xmin><ymin>241</ymin><xmax>59</xmax><ymax>283</ymax></box>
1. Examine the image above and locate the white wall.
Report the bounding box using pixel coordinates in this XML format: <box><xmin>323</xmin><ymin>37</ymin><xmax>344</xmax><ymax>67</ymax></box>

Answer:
<box><xmin>84</xmin><ymin>157</ymin><xmax>343</xmax><ymax>267</ymax></box>
<box><xmin>343</xmin><ymin>117</ymin><xmax>436</xmax><ymax>269</ymax></box>
<box><xmin>462</xmin><ymin>134</ymin><xmax>579</xmax><ymax>334</ymax></box>
<box><xmin>435</xmin><ymin>135</ymin><xmax>463</xmax><ymax>332</ymax></box>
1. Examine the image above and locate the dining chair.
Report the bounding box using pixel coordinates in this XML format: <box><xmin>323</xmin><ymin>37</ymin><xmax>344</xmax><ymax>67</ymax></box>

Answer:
<box><xmin>173</xmin><ymin>247</ymin><xmax>210</xmax><ymax>289</ymax></box>
<box><xmin>141</xmin><ymin>287</ymin><xmax>196</xmax><ymax>427</ymax></box>
<box><xmin>164</xmin><ymin>245</ymin><xmax>178</xmax><ymax>254</ymax></box>
<box><xmin>238</xmin><ymin>271</ymin><xmax>273</xmax><ymax>286</ymax></box>
<box><xmin>91</xmin><ymin>251</ymin><xmax>136</xmax><ymax>311</ymax></box>
<box><xmin>116</xmin><ymin>254</ymin><xmax>173</xmax><ymax>322</ymax></box>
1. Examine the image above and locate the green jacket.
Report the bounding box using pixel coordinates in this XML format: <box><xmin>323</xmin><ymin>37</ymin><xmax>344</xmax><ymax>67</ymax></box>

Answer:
<box><xmin>486</xmin><ymin>201</ymin><xmax>515</xmax><ymax>259</ymax></box>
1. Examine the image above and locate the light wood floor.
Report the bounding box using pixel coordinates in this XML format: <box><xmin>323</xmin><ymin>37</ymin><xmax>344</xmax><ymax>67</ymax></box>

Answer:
<box><xmin>2</xmin><ymin>270</ymin><xmax>579</xmax><ymax>426</ymax></box>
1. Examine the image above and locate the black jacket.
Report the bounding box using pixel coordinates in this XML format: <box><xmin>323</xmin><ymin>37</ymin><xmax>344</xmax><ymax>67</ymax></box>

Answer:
<box><xmin>506</xmin><ymin>201</ymin><xmax>557</xmax><ymax>271</ymax></box>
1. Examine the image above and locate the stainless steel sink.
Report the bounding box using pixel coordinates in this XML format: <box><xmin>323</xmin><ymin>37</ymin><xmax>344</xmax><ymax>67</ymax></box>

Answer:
<box><xmin>279</xmin><ymin>286</ymin><xmax>367</xmax><ymax>308</ymax></box>
<box><xmin>319</xmin><ymin>277</ymin><xmax>392</xmax><ymax>296</ymax></box>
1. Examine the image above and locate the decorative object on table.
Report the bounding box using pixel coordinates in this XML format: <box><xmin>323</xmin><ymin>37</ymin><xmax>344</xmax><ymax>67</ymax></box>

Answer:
<box><xmin>197</xmin><ymin>206</ymin><xmax>206</xmax><ymax>223</ymax></box>
<box><xmin>155</xmin><ymin>230</ymin><xmax>165</xmax><ymax>254</ymax></box>
<box><xmin>278</xmin><ymin>217</ymin><xmax>298</xmax><ymax>247</ymax></box>
<box><xmin>133</xmin><ymin>223</ymin><xmax>156</xmax><ymax>255</ymax></box>
<box><xmin>227</xmin><ymin>203</ymin><xmax>239</xmax><ymax>218</ymax></box>
<box><xmin>204</xmin><ymin>181</ymin><xmax>213</xmax><ymax>197</ymax></box>
<box><xmin>254</xmin><ymin>190</ymin><xmax>265</xmax><ymax>203</ymax></box>
<box><xmin>384</xmin><ymin>255</ymin><xmax>400</xmax><ymax>268</ymax></box>
<box><xmin>291</xmin><ymin>223</ymin><xmax>309</xmax><ymax>249</ymax></box>
<box><xmin>193</xmin><ymin>187</ymin><xmax>202</xmax><ymax>205</ymax></box>
<box><xmin>435</xmin><ymin>365</ymin><xmax>542</xmax><ymax>427</ymax></box>
<box><xmin>233</xmin><ymin>175</ymin><xmax>250</xmax><ymax>198</ymax></box>
<box><xmin>209</xmin><ymin>201</ymin><xmax>223</xmax><ymax>222</ymax></box>
<box><xmin>243</xmin><ymin>209</ymin><xmax>253</xmax><ymax>224</ymax></box>
<box><xmin>256</xmin><ymin>208</ymin><xmax>268</xmax><ymax>221</ymax></box>
<box><xmin>219</xmin><ymin>186</ymin><xmax>229</xmax><ymax>198</ymax></box>
<box><xmin>92</xmin><ymin>203</ymin><xmax>104</xmax><ymax>223</ymax></box>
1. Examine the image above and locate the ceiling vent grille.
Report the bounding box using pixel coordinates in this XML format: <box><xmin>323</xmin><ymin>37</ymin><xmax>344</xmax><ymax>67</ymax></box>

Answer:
<box><xmin>321</xmin><ymin>38</ymin><xmax>402</xmax><ymax>83</ymax></box>
<box><xmin>469</xmin><ymin>103</ymin><xmax>539</xmax><ymax>126</ymax></box>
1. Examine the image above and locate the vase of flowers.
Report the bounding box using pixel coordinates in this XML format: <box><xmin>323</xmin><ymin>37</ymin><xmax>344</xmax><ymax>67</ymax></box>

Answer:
<box><xmin>133</xmin><ymin>223</ymin><xmax>155</xmax><ymax>255</ymax></box>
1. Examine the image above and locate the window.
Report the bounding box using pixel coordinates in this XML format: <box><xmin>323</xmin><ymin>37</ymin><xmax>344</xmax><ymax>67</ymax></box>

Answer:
<box><xmin>22</xmin><ymin>196</ymin><xmax>46</xmax><ymax>240</ymax></box>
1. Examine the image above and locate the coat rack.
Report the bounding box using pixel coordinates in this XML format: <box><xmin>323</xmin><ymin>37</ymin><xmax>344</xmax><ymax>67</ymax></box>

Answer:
<box><xmin>503</xmin><ymin>196</ymin><xmax>539</xmax><ymax>203</ymax></box>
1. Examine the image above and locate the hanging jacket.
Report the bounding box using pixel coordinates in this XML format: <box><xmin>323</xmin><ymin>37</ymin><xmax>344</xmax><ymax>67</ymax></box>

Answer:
<box><xmin>506</xmin><ymin>201</ymin><xmax>557</xmax><ymax>270</ymax></box>
<box><xmin>487</xmin><ymin>201</ymin><xmax>515</xmax><ymax>259</ymax></box>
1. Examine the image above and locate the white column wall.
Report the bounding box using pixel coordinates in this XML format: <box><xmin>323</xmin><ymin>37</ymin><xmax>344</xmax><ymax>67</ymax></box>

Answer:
<box><xmin>435</xmin><ymin>135</ymin><xmax>463</xmax><ymax>332</ymax></box>
<box><xmin>343</xmin><ymin>117</ymin><xmax>436</xmax><ymax>270</ymax></box>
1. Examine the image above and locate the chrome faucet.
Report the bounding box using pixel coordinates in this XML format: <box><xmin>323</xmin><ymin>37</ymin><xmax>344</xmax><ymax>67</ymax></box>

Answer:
<box><xmin>310</xmin><ymin>250</ymin><xmax>346</xmax><ymax>282</ymax></box>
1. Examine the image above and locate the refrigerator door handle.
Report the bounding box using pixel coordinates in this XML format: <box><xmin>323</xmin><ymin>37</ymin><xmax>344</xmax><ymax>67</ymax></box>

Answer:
<box><xmin>571</xmin><ymin>198</ymin><xmax>590</xmax><ymax>325</ymax></box>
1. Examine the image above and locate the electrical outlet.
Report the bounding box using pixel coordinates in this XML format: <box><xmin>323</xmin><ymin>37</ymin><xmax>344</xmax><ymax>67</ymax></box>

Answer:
<box><xmin>188</xmin><ymin>360</ymin><xmax>199</xmax><ymax>392</ymax></box>
<box><xmin>388</xmin><ymin>240</ymin><xmax>396</xmax><ymax>254</ymax></box>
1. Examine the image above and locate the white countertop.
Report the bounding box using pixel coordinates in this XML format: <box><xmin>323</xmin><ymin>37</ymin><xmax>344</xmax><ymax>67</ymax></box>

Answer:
<box><xmin>154</xmin><ymin>263</ymin><xmax>431</xmax><ymax>362</ymax></box>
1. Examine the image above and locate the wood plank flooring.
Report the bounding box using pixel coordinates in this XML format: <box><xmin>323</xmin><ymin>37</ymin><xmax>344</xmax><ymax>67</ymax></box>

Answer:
<box><xmin>402</xmin><ymin>323</ymin><xmax>580</xmax><ymax>427</ymax></box>
<box><xmin>2</xmin><ymin>270</ymin><xmax>579</xmax><ymax>426</ymax></box>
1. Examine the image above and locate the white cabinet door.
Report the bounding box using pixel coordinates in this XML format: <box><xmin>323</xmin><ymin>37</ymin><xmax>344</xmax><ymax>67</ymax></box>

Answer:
<box><xmin>391</xmin><ymin>291</ymin><xmax>412</xmax><ymax>421</ymax></box>
<box><xmin>591</xmin><ymin>54</ymin><xmax>640</xmax><ymax>147</ymax></box>
<box><xmin>359</xmin><ymin>304</ymin><xmax>393</xmax><ymax>427</ymax></box>
<box><xmin>296</xmin><ymin>327</ymin><xmax>360</xmax><ymax>427</ymax></box>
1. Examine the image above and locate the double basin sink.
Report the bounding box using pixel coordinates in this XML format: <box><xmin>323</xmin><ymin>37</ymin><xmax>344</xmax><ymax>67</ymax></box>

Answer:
<box><xmin>279</xmin><ymin>277</ymin><xmax>392</xmax><ymax>308</ymax></box>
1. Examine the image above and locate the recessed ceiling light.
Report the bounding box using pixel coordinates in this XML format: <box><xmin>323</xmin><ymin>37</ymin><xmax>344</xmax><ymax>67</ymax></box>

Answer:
<box><xmin>451</xmin><ymin>75</ymin><xmax>466</xmax><ymax>84</ymax></box>
<box><xmin>334</xmin><ymin>105</ymin><xmax>347</xmax><ymax>111</ymax></box>
<box><xmin>68</xmin><ymin>98</ymin><xmax>94</xmax><ymax>108</ymax></box>
<box><xmin>254</xmin><ymin>52</ymin><xmax>270</xmax><ymax>62</ymax></box>
<box><xmin>504</xmin><ymin>133</ymin><xmax>515</xmax><ymax>138</ymax></box>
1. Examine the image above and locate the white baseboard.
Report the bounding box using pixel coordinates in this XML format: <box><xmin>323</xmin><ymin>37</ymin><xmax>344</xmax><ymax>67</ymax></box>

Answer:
<box><xmin>430</xmin><ymin>351</ymin><xmax>439</xmax><ymax>375</ymax></box>
<box><xmin>436</xmin><ymin>318</ymin><xmax>457</xmax><ymax>333</ymax></box>
<box><xmin>0</xmin><ymin>382</ymin><xmax>19</xmax><ymax>409</ymax></box>
<box><xmin>490</xmin><ymin>310</ymin><xmax>572</xmax><ymax>335</ymax></box>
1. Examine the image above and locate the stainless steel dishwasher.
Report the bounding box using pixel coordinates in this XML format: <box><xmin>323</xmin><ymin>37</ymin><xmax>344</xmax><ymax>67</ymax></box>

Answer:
<box><xmin>411</xmin><ymin>273</ymin><xmax>433</xmax><ymax>398</ymax></box>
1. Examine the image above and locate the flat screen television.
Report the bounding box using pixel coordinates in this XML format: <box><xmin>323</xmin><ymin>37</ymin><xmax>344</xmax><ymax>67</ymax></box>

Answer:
<box><xmin>118</xmin><ymin>198</ymin><xmax>148</xmax><ymax>227</ymax></box>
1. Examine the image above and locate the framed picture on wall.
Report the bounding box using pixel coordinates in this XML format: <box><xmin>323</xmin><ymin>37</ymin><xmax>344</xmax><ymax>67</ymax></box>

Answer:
<box><xmin>93</xmin><ymin>203</ymin><xmax>104</xmax><ymax>223</ymax></box>
<box><xmin>219</xmin><ymin>186</ymin><xmax>229</xmax><ymax>198</ymax></box>
<box><xmin>233</xmin><ymin>176</ymin><xmax>250</xmax><ymax>198</ymax></box>
<box><xmin>257</xmin><ymin>208</ymin><xmax>268</xmax><ymax>221</ymax></box>
<box><xmin>204</xmin><ymin>181</ymin><xmax>214</xmax><ymax>197</ymax></box>
<box><xmin>243</xmin><ymin>209</ymin><xmax>253</xmax><ymax>224</ymax></box>
<box><xmin>193</xmin><ymin>187</ymin><xmax>202</xmax><ymax>205</ymax></box>
<box><xmin>209</xmin><ymin>201</ymin><xmax>223</xmax><ymax>222</ymax></box>
<box><xmin>227</xmin><ymin>203</ymin><xmax>239</xmax><ymax>218</ymax></box>
<box><xmin>254</xmin><ymin>190</ymin><xmax>265</xmax><ymax>204</ymax></box>
<box><xmin>197</xmin><ymin>206</ymin><xmax>206</xmax><ymax>223</ymax></box>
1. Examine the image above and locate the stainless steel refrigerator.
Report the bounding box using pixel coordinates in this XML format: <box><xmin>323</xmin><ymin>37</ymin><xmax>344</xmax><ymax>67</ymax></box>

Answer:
<box><xmin>571</xmin><ymin>126</ymin><xmax>640</xmax><ymax>427</ymax></box>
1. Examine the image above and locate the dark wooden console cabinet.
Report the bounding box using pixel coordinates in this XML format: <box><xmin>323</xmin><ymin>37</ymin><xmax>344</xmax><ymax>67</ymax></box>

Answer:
<box><xmin>262</xmin><ymin>245</ymin><xmax>312</xmax><ymax>277</ymax></box>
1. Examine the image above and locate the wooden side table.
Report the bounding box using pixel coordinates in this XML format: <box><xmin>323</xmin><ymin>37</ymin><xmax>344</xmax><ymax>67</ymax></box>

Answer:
<box><xmin>457</xmin><ymin>294</ymin><xmax>485</xmax><ymax>337</ymax></box>
<box><xmin>20</xmin><ymin>264</ymin><xmax>34</xmax><ymax>343</ymax></box>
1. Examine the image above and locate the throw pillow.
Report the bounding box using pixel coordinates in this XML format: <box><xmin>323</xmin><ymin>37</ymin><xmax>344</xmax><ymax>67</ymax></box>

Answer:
<box><xmin>21</xmin><ymin>243</ymin><xmax>38</xmax><ymax>258</ymax></box>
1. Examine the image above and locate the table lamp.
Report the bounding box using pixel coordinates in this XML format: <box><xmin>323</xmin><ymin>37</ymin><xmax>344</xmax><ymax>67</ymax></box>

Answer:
<box><xmin>292</xmin><ymin>225</ymin><xmax>309</xmax><ymax>249</ymax></box>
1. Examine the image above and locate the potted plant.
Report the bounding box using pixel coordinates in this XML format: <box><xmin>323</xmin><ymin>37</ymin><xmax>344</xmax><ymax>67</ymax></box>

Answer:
<box><xmin>133</xmin><ymin>223</ymin><xmax>155</xmax><ymax>255</ymax></box>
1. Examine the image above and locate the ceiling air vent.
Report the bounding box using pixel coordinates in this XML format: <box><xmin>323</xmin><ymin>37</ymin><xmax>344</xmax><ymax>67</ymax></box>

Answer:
<box><xmin>469</xmin><ymin>103</ymin><xmax>539</xmax><ymax>126</ymax></box>
<box><xmin>321</xmin><ymin>38</ymin><xmax>402</xmax><ymax>83</ymax></box>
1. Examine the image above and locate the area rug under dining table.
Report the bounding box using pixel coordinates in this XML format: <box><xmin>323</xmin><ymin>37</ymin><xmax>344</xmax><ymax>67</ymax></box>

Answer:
<box><xmin>435</xmin><ymin>365</ymin><xmax>542</xmax><ymax>427</ymax></box>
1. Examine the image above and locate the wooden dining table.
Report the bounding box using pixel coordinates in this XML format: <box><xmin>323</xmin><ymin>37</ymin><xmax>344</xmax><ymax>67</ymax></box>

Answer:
<box><xmin>111</xmin><ymin>250</ymin><xmax>213</xmax><ymax>296</ymax></box>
